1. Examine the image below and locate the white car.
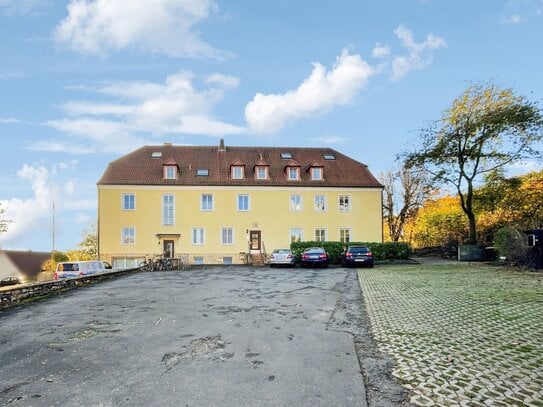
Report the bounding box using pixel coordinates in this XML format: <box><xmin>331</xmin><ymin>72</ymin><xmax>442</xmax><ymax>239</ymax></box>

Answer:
<box><xmin>269</xmin><ymin>249</ymin><xmax>296</xmax><ymax>267</ymax></box>
<box><xmin>54</xmin><ymin>261</ymin><xmax>113</xmax><ymax>279</ymax></box>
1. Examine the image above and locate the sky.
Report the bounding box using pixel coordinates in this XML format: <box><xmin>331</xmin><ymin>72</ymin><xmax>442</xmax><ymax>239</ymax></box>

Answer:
<box><xmin>1</xmin><ymin>0</ymin><xmax>542</xmax><ymax>252</ymax></box>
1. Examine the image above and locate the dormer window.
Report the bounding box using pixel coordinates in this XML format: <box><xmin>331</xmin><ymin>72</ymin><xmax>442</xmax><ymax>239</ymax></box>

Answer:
<box><xmin>232</xmin><ymin>166</ymin><xmax>244</xmax><ymax>179</ymax></box>
<box><xmin>254</xmin><ymin>158</ymin><xmax>269</xmax><ymax>180</ymax></box>
<box><xmin>308</xmin><ymin>161</ymin><xmax>324</xmax><ymax>181</ymax></box>
<box><xmin>256</xmin><ymin>167</ymin><xmax>268</xmax><ymax>180</ymax></box>
<box><xmin>311</xmin><ymin>167</ymin><xmax>323</xmax><ymax>180</ymax></box>
<box><xmin>230</xmin><ymin>159</ymin><xmax>245</xmax><ymax>180</ymax></box>
<box><xmin>163</xmin><ymin>158</ymin><xmax>179</xmax><ymax>180</ymax></box>
<box><xmin>288</xmin><ymin>167</ymin><xmax>300</xmax><ymax>180</ymax></box>
<box><xmin>164</xmin><ymin>166</ymin><xmax>177</xmax><ymax>179</ymax></box>
<box><xmin>285</xmin><ymin>160</ymin><xmax>301</xmax><ymax>181</ymax></box>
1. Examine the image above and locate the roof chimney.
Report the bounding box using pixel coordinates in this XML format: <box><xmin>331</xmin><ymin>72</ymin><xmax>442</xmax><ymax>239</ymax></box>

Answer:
<box><xmin>218</xmin><ymin>138</ymin><xmax>226</xmax><ymax>152</ymax></box>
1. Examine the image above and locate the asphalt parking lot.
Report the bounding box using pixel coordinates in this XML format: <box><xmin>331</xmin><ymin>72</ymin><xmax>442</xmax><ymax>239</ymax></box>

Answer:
<box><xmin>0</xmin><ymin>266</ymin><xmax>403</xmax><ymax>407</ymax></box>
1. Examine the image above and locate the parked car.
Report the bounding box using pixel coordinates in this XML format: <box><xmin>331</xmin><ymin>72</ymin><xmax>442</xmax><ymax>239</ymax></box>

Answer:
<box><xmin>0</xmin><ymin>276</ymin><xmax>21</xmax><ymax>287</ymax></box>
<box><xmin>54</xmin><ymin>260</ymin><xmax>113</xmax><ymax>279</ymax></box>
<box><xmin>342</xmin><ymin>245</ymin><xmax>374</xmax><ymax>267</ymax></box>
<box><xmin>269</xmin><ymin>249</ymin><xmax>296</xmax><ymax>267</ymax></box>
<box><xmin>300</xmin><ymin>247</ymin><xmax>329</xmax><ymax>268</ymax></box>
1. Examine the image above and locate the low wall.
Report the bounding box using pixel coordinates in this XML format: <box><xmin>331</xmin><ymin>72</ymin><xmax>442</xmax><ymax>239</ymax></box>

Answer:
<box><xmin>0</xmin><ymin>268</ymin><xmax>138</xmax><ymax>310</ymax></box>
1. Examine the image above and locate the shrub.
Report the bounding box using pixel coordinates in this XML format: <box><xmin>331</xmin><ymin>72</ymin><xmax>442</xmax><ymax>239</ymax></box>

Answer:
<box><xmin>493</xmin><ymin>227</ymin><xmax>526</xmax><ymax>261</ymax></box>
<box><xmin>290</xmin><ymin>241</ymin><xmax>411</xmax><ymax>264</ymax></box>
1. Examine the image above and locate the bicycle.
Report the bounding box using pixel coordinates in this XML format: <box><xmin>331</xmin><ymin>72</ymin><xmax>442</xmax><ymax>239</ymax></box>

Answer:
<box><xmin>138</xmin><ymin>258</ymin><xmax>154</xmax><ymax>272</ymax></box>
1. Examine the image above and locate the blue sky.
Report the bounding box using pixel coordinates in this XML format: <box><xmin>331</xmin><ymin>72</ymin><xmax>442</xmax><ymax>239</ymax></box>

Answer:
<box><xmin>1</xmin><ymin>0</ymin><xmax>542</xmax><ymax>252</ymax></box>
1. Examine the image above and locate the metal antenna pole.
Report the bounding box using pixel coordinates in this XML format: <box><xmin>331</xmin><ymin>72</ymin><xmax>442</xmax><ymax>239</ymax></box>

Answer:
<box><xmin>52</xmin><ymin>200</ymin><xmax>55</xmax><ymax>252</ymax></box>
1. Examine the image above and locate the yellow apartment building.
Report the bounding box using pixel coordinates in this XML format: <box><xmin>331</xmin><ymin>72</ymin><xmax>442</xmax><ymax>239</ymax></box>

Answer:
<box><xmin>97</xmin><ymin>140</ymin><xmax>383</xmax><ymax>267</ymax></box>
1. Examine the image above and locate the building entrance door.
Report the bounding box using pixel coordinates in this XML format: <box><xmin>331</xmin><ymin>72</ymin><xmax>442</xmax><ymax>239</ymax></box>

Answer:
<box><xmin>250</xmin><ymin>231</ymin><xmax>261</xmax><ymax>251</ymax></box>
<box><xmin>163</xmin><ymin>240</ymin><xmax>174</xmax><ymax>258</ymax></box>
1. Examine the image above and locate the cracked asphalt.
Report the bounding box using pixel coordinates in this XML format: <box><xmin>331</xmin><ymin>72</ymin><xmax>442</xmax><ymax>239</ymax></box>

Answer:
<box><xmin>0</xmin><ymin>266</ymin><xmax>406</xmax><ymax>407</ymax></box>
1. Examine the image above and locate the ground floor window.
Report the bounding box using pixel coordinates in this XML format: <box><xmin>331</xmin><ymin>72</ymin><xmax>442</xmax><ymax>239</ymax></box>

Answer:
<box><xmin>339</xmin><ymin>228</ymin><xmax>351</xmax><ymax>243</ymax></box>
<box><xmin>221</xmin><ymin>227</ymin><xmax>234</xmax><ymax>245</ymax></box>
<box><xmin>192</xmin><ymin>228</ymin><xmax>205</xmax><ymax>245</ymax></box>
<box><xmin>223</xmin><ymin>257</ymin><xmax>233</xmax><ymax>265</ymax></box>
<box><xmin>193</xmin><ymin>256</ymin><xmax>204</xmax><ymax>265</ymax></box>
<box><xmin>315</xmin><ymin>228</ymin><xmax>326</xmax><ymax>242</ymax></box>
<box><xmin>121</xmin><ymin>227</ymin><xmax>135</xmax><ymax>244</ymax></box>
<box><xmin>290</xmin><ymin>228</ymin><xmax>303</xmax><ymax>243</ymax></box>
<box><xmin>112</xmin><ymin>257</ymin><xmax>143</xmax><ymax>269</ymax></box>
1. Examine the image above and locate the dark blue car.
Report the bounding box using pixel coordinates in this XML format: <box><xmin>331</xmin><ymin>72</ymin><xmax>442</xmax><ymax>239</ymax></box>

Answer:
<box><xmin>342</xmin><ymin>246</ymin><xmax>374</xmax><ymax>267</ymax></box>
<box><xmin>301</xmin><ymin>247</ymin><xmax>329</xmax><ymax>268</ymax></box>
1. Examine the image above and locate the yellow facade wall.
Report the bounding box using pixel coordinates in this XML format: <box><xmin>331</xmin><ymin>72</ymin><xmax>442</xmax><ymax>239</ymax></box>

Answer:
<box><xmin>98</xmin><ymin>185</ymin><xmax>382</xmax><ymax>265</ymax></box>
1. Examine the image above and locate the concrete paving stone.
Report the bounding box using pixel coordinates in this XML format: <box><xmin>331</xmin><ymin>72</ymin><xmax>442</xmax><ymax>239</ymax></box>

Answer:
<box><xmin>358</xmin><ymin>264</ymin><xmax>543</xmax><ymax>406</ymax></box>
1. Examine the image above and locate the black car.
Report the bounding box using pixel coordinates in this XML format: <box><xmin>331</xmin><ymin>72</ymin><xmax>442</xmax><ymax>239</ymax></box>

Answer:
<box><xmin>301</xmin><ymin>247</ymin><xmax>329</xmax><ymax>268</ymax></box>
<box><xmin>0</xmin><ymin>276</ymin><xmax>21</xmax><ymax>287</ymax></box>
<box><xmin>342</xmin><ymin>246</ymin><xmax>374</xmax><ymax>267</ymax></box>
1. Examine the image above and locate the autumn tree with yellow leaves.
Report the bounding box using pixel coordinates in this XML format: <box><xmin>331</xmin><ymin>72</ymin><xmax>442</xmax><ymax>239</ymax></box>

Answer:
<box><xmin>403</xmin><ymin>83</ymin><xmax>542</xmax><ymax>245</ymax></box>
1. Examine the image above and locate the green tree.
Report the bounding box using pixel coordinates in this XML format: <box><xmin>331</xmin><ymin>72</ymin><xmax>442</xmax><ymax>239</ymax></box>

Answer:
<box><xmin>380</xmin><ymin>166</ymin><xmax>433</xmax><ymax>242</ymax></box>
<box><xmin>78</xmin><ymin>222</ymin><xmax>98</xmax><ymax>259</ymax></box>
<box><xmin>404</xmin><ymin>83</ymin><xmax>542</xmax><ymax>244</ymax></box>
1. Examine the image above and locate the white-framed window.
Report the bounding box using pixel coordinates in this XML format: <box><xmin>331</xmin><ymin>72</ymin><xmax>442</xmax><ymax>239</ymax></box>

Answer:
<box><xmin>315</xmin><ymin>228</ymin><xmax>326</xmax><ymax>242</ymax></box>
<box><xmin>162</xmin><ymin>194</ymin><xmax>174</xmax><ymax>225</ymax></box>
<box><xmin>290</xmin><ymin>228</ymin><xmax>303</xmax><ymax>243</ymax></box>
<box><xmin>164</xmin><ymin>165</ymin><xmax>177</xmax><ymax>179</ymax></box>
<box><xmin>122</xmin><ymin>193</ymin><xmax>135</xmax><ymax>211</ymax></box>
<box><xmin>256</xmin><ymin>167</ymin><xmax>268</xmax><ymax>180</ymax></box>
<box><xmin>310</xmin><ymin>167</ymin><xmax>323</xmax><ymax>180</ymax></box>
<box><xmin>232</xmin><ymin>166</ymin><xmax>244</xmax><ymax>179</ymax></box>
<box><xmin>314</xmin><ymin>195</ymin><xmax>327</xmax><ymax>211</ymax></box>
<box><xmin>193</xmin><ymin>256</ymin><xmax>204</xmax><ymax>265</ymax></box>
<box><xmin>339</xmin><ymin>195</ymin><xmax>351</xmax><ymax>212</ymax></box>
<box><xmin>223</xmin><ymin>257</ymin><xmax>233</xmax><ymax>265</ymax></box>
<box><xmin>288</xmin><ymin>167</ymin><xmax>300</xmax><ymax>180</ymax></box>
<box><xmin>201</xmin><ymin>194</ymin><xmax>214</xmax><ymax>211</ymax></box>
<box><xmin>121</xmin><ymin>227</ymin><xmax>135</xmax><ymax>245</ymax></box>
<box><xmin>340</xmin><ymin>228</ymin><xmax>351</xmax><ymax>244</ymax></box>
<box><xmin>237</xmin><ymin>194</ymin><xmax>250</xmax><ymax>211</ymax></box>
<box><xmin>112</xmin><ymin>257</ymin><xmax>143</xmax><ymax>269</ymax></box>
<box><xmin>192</xmin><ymin>228</ymin><xmax>205</xmax><ymax>245</ymax></box>
<box><xmin>221</xmin><ymin>227</ymin><xmax>234</xmax><ymax>245</ymax></box>
<box><xmin>290</xmin><ymin>194</ymin><xmax>302</xmax><ymax>212</ymax></box>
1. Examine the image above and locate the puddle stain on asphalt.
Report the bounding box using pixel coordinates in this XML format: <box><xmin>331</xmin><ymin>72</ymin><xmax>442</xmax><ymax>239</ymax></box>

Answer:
<box><xmin>161</xmin><ymin>335</ymin><xmax>227</xmax><ymax>374</ymax></box>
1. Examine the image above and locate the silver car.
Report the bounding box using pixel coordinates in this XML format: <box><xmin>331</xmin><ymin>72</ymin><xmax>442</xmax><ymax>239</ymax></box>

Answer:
<box><xmin>269</xmin><ymin>249</ymin><xmax>296</xmax><ymax>267</ymax></box>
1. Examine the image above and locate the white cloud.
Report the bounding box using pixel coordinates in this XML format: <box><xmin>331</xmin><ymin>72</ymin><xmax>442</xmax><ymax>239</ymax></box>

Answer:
<box><xmin>391</xmin><ymin>25</ymin><xmax>447</xmax><ymax>81</ymax></box>
<box><xmin>501</xmin><ymin>13</ymin><xmax>527</xmax><ymax>24</ymax></box>
<box><xmin>0</xmin><ymin>117</ymin><xmax>22</xmax><ymax>124</ymax></box>
<box><xmin>309</xmin><ymin>135</ymin><xmax>347</xmax><ymax>145</ymax></box>
<box><xmin>245</xmin><ymin>49</ymin><xmax>375</xmax><ymax>134</ymax></box>
<box><xmin>34</xmin><ymin>70</ymin><xmax>244</xmax><ymax>154</ymax></box>
<box><xmin>54</xmin><ymin>0</ymin><xmax>228</xmax><ymax>58</ymax></box>
<box><xmin>0</xmin><ymin>163</ymin><xmax>95</xmax><ymax>249</ymax></box>
<box><xmin>372</xmin><ymin>43</ymin><xmax>391</xmax><ymax>58</ymax></box>
<box><xmin>206</xmin><ymin>73</ymin><xmax>240</xmax><ymax>89</ymax></box>
<box><xmin>0</xmin><ymin>0</ymin><xmax>49</xmax><ymax>16</ymax></box>
<box><xmin>0</xmin><ymin>70</ymin><xmax>25</xmax><ymax>80</ymax></box>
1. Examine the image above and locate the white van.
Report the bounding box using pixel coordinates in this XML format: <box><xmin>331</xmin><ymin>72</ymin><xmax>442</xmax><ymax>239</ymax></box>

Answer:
<box><xmin>54</xmin><ymin>261</ymin><xmax>113</xmax><ymax>280</ymax></box>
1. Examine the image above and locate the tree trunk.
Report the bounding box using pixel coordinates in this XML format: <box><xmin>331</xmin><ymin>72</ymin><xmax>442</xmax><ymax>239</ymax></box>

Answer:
<box><xmin>467</xmin><ymin>211</ymin><xmax>477</xmax><ymax>245</ymax></box>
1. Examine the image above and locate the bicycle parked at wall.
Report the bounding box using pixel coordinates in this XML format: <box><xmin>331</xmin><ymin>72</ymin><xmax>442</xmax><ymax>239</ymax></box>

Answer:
<box><xmin>139</xmin><ymin>256</ymin><xmax>173</xmax><ymax>271</ymax></box>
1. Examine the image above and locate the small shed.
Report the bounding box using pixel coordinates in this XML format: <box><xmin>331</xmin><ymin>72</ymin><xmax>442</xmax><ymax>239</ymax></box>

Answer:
<box><xmin>524</xmin><ymin>230</ymin><xmax>543</xmax><ymax>270</ymax></box>
<box><xmin>0</xmin><ymin>250</ymin><xmax>51</xmax><ymax>282</ymax></box>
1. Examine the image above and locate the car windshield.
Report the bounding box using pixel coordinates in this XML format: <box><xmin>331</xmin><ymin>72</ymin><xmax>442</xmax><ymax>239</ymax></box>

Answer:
<box><xmin>305</xmin><ymin>248</ymin><xmax>324</xmax><ymax>254</ymax></box>
<box><xmin>348</xmin><ymin>247</ymin><xmax>369</xmax><ymax>253</ymax></box>
<box><xmin>274</xmin><ymin>249</ymin><xmax>291</xmax><ymax>254</ymax></box>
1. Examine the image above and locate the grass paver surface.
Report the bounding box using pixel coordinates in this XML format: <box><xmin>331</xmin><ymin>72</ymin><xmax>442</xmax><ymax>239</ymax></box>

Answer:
<box><xmin>358</xmin><ymin>263</ymin><xmax>543</xmax><ymax>406</ymax></box>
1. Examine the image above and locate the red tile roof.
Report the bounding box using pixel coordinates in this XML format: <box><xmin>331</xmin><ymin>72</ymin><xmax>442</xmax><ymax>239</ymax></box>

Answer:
<box><xmin>97</xmin><ymin>144</ymin><xmax>383</xmax><ymax>188</ymax></box>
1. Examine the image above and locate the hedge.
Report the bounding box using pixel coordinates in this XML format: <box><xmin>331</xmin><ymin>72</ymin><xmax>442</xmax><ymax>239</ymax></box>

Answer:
<box><xmin>290</xmin><ymin>241</ymin><xmax>412</xmax><ymax>264</ymax></box>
